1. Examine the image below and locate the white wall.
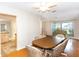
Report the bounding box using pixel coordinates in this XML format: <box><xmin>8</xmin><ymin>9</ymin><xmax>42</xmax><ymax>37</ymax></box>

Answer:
<box><xmin>11</xmin><ymin>19</ymin><xmax>16</xmax><ymax>38</ymax></box>
<box><xmin>42</xmin><ymin>21</ymin><xmax>52</xmax><ymax>35</ymax></box>
<box><xmin>16</xmin><ymin>10</ymin><xmax>42</xmax><ymax>50</ymax></box>
<box><xmin>0</xmin><ymin>6</ymin><xmax>42</xmax><ymax>50</ymax></box>
<box><xmin>73</xmin><ymin>20</ymin><xmax>79</xmax><ymax>39</ymax></box>
<box><xmin>46</xmin><ymin>21</ymin><xmax>52</xmax><ymax>35</ymax></box>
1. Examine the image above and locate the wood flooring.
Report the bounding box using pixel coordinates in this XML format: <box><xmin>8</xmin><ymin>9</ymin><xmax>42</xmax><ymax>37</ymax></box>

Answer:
<box><xmin>65</xmin><ymin>39</ymin><xmax>79</xmax><ymax>57</ymax></box>
<box><xmin>2</xmin><ymin>38</ymin><xmax>79</xmax><ymax>57</ymax></box>
<box><xmin>3</xmin><ymin>48</ymin><xmax>29</xmax><ymax>57</ymax></box>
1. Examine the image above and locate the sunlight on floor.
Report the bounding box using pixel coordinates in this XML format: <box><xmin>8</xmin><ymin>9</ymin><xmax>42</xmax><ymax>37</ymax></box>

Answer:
<box><xmin>1</xmin><ymin>40</ymin><xmax>16</xmax><ymax>56</ymax></box>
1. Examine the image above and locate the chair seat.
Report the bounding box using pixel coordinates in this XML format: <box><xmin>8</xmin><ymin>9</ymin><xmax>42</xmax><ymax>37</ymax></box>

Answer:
<box><xmin>46</xmin><ymin>39</ymin><xmax>68</xmax><ymax>57</ymax></box>
<box><xmin>26</xmin><ymin>45</ymin><xmax>44</xmax><ymax>57</ymax></box>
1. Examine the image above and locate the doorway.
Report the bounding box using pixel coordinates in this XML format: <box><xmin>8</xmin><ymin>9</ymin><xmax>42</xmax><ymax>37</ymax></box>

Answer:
<box><xmin>0</xmin><ymin>13</ymin><xmax>16</xmax><ymax>56</ymax></box>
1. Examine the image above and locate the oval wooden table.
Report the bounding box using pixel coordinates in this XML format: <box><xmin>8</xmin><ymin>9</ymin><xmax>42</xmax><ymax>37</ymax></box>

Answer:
<box><xmin>32</xmin><ymin>36</ymin><xmax>65</xmax><ymax>56</ymax></box>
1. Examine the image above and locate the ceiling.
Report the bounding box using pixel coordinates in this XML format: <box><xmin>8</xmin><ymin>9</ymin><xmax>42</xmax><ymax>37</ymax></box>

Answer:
<box><xmin>0</xmin><ymin>2</ymin><xmax>79</xmax><ymax>21</ymax></box>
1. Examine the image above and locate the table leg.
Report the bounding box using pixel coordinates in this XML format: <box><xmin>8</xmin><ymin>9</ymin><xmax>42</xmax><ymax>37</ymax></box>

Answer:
<box><xmin>42</xmin><ymin>49</ymin><xmax>49</xmax><ymax>57</ymax></box>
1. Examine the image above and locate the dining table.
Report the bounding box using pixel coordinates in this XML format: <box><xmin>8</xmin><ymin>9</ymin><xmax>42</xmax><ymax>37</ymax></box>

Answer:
<box><xmin>32</xmin><ymin>36</ymin><xmax>65</xmax><ymax>56</ymax></box>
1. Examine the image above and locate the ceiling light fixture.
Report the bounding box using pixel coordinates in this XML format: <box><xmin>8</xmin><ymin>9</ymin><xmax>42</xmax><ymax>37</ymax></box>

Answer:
<box><xmin>34</xmin><ymin>2</ymin><xmax>57</xmax><ymax>12</ymax></box>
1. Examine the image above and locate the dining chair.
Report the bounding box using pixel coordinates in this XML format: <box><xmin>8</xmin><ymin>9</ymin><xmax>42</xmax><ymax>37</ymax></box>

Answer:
<box><xmin>26</xmin><ymin>45</ymin><xmax>44</xmax><ymax>57</ymax></box>
<box><xmin>55</xmin><ymin>34</ymin><xmax>65</xmax><ymax>40</ymax></box>
<box><xmin>47</xmin><ymin>39</ymin><xmax>68</xmax><ymax>57</ymax></box>
<box><xmin>34</xmin><ymin>34</ymin><xmax>46</xmax><ymax>39</ymax></box>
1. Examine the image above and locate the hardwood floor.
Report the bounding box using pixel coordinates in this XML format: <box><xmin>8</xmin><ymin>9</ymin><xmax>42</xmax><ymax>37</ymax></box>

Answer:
<box><xmin>1</xmin><ymin>40</ymin><xmax>16</xmax><ymax>56</ymax></box>
<box><xmin>3</xmin><ymin>48</ymin><xmax>29</xmax><ymax>57</ymax></box>
<box><xmin>2</xmin><ymin>38</ymin><xmax>79</xmax><ymax>57</ymax></box>
<box><xmin>65</xmin><ymin>39</ymin><xmax>79</xmax><ymax>57</ymax></box>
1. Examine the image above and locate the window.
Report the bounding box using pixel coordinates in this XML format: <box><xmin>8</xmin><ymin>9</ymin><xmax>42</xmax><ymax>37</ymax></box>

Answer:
<box><xmin>1</xmin><ymin>24</ymin><xmax>7</xmax><ymax>32</ymax></box>
<box><xmin>62</xmin><ymin>22</ymin><xmax>74</xmax><ymax>37</ymax></box>
<box><xmin>52</xmin><ymin>22</ymin><xmax>74</xmax><ymax>37</ymax></box>
<box><xmin>52</xmin><ymin>23</ymin><xmax>61</xmax><ymax>32</ymax></box>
